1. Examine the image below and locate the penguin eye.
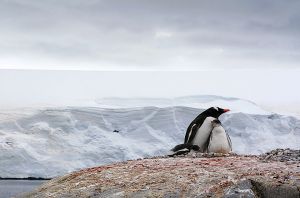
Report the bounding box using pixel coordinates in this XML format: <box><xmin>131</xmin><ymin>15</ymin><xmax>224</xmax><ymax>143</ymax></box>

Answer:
<box><xmin>213</xmin><ymin>107</ymin><xmax>218</xmax><ymax>111</ymax></box>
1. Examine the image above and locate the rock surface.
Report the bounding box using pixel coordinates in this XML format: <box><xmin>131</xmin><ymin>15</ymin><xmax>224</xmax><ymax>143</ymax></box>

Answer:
<box><xmin>22</xmin><ymin>150</ymin><xmax>300</xmax><ymax>198</ymax></box>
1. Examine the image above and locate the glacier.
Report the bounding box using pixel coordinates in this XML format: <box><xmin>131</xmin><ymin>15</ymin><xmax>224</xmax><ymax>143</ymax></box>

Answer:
<box><xmin>0</xmin><ymin>96</ymin><xmax>299</xmax><ymax>178</ymax></box>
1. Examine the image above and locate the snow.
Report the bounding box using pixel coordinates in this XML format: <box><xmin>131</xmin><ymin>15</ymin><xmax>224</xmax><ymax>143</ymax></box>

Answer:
<box><xmin>0</xmin><ymin>96</ymin><xmax>299</xmax><ymax>178</ymax></box>
<box><xmin>95</xmin><ymin>95</ymin><xmax>270</xmax><ymax>115</ymax></box>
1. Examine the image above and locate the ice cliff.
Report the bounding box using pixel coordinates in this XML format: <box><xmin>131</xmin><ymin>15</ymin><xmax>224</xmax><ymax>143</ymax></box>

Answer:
<box><xmin>0</xmin><ymin>96</ymin><xmax>299</xmax><ymax>178</ymax></box>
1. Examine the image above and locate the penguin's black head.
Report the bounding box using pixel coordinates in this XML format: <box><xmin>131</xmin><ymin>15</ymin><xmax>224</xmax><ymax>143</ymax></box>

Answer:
<box><xmin>203</xmin><ymin>107</ymin><xmax>230</xmax><ymax>118</ymax></box>
<box><xmin>211</xmin><ymin>119</ymin><xmax>222</xmax><ymax>127</ymax></box>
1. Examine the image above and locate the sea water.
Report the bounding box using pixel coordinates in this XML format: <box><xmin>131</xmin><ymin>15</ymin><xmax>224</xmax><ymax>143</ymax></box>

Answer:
<box><xmin>0</xmin><ymin>180</ymin><xmax>46</xmax><ymax>198</ymax></box>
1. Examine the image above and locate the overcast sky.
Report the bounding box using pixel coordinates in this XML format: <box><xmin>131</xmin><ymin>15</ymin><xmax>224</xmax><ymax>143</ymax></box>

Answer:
<box><xmin>0</xmin><ymin>1</ymin><xmax>299</xmax><ymax>113</ymax></box>
<box><xmin>0</xmin><ymin>0</ymin><xmax>300</xmax><ymax>70</ymax></box>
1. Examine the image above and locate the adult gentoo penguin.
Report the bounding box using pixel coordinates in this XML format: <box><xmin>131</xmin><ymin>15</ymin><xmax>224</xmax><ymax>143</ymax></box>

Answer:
<box><xmin>208</xmin><ymin>119</ymin><xmax>232</xmax><ymax>154</ymax></box>
<box><xmin>184</xmin><ymin>107</ymin><xmax>230</xmax><ymax>152</ymax></box>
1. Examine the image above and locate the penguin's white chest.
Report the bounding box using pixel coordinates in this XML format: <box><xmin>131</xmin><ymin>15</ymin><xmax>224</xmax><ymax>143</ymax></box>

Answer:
<box><xmin>208</xmin><ymin>126</ymin><xmax>232</xmax><ymax>154</ymax></box>
<box><xmin>191</xmin><ymin>116</ymin><xmax>215</xmax><ymax>151</ymax></box>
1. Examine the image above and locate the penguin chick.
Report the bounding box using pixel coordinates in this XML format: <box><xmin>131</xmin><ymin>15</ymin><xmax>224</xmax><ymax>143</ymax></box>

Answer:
<box><xmin>207</xmin><ymin>119</ymin><xmax>232</xmax><ymax>154</ymax></box>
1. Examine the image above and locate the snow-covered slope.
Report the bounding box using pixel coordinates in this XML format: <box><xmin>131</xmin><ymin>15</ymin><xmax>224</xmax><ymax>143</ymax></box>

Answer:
<box><xmin>95</xmin><ymin>95</ymin><xmax>270</xmax><ymax>115</ymax></box>
<box><xmin>0</xmin><ymin>96</ymin><xmax>299</xmax><ymax>178</ymax></box>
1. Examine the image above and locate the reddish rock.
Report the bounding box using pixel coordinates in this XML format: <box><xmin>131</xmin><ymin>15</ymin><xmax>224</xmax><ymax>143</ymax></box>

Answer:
<box><xmin>21</xmin><ymin>153</ymin><xmax>300</xmax><ymax>198</ymax></box>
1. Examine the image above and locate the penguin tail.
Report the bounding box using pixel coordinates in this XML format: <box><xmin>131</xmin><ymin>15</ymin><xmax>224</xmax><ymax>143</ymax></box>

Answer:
<box><xmin>168</xmin><ymin>143</ymin><xmax>200</xmax><ymax>157</ymax></box>
<box><xmin>171</xmin><ymin>143</ymin><xmax>190</xmax><ymax>152</ymax></box>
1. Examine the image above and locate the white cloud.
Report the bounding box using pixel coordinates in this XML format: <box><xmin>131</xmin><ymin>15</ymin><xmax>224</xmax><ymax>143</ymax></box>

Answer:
<box><xmin>0</xmin><ymin>0</ymin><xmax>299</xmax><ymax>70</ymax></box>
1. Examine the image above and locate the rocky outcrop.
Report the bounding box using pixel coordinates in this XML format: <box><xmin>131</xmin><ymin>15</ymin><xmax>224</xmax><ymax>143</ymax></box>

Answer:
<box><xmin>22</xmin><ymin>149</ymin><xmax>300</xmax><ymax>198</ymax></box>
<box><xmin>259</xmin><ymin>148</ymin><xmax>300</xmax><ymax>162</ymax></box>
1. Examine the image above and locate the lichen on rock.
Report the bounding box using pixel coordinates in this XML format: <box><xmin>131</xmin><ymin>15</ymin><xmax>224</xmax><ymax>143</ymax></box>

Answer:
<box><xmin>21</xmin><ymin>149</ymin><xmax>300</xmax><ymax>198</ymax></box>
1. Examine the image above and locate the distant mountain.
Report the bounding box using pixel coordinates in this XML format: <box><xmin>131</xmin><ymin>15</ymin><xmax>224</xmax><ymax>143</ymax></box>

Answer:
<box><xmin>0</xmin><ymin>96</ymin><xmax>299</xmax><ymax>178</ymax></box>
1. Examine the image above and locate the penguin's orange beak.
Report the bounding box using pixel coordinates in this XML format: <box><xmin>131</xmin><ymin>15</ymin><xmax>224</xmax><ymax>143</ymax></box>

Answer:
<box><xmin>223</xmin><ymin>109</ymin><xmax>230</xmax><ymax>112</ymax></box>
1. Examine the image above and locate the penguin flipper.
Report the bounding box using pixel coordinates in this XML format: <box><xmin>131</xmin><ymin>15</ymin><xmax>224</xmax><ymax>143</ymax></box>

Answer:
<box><xmin>226</xmin><ymin>132</ymin><xmax>232</xmax><ymax>151</ymax></box>
<box><xmin>203</xmin><ymin>130</ymin><xmax>213</xmax><ymax>153</ymax></box>
<box><xmin>184</xmin><ymin>113</ymin><xmax>207</xmax><ymax>143</ymax></box>
<box><xmin>186</xmin><ymin>124</ymin><xmax>201</xmax><ymax>144</ymax></box>
<box><xmin>184</xmin><ymin>123</ymin><xmax>195</xmax><ymax>143</ymax></box>
<box><xmin>207</xmin><ymin>131</ymin><xmax>213</xmax><ymax>152</ymax></box>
